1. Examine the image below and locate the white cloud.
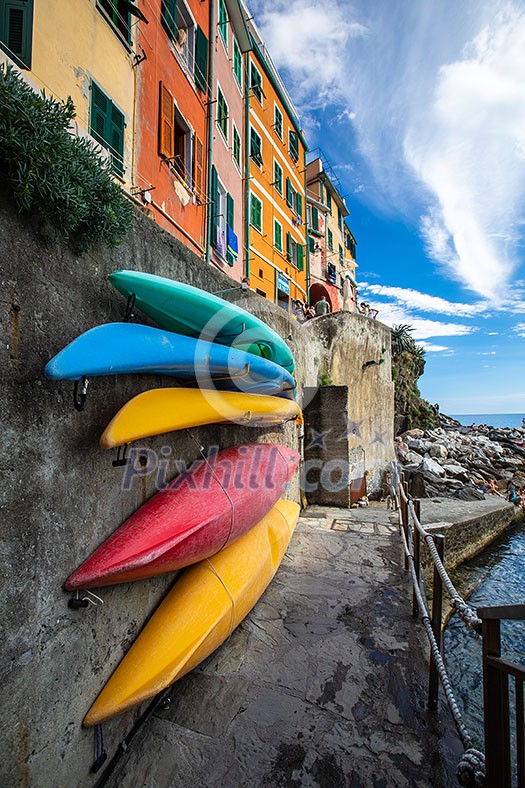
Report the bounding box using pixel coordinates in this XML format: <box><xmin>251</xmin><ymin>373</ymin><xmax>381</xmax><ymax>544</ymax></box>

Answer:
<box><xmin>419</xmin><ymin>342</ymin><xmax>451</xmax><ymax>352</ymax></box>
<box><xmin>369</xmin><ymin>301</ymin><xmax>477</xmax><ymax>339</ymax></box>
<box><xmin>513</xmin><ymin>322</ymin><xmax>525</xmax><ymax>337</ymax></box>
<box><xmin>404</xmin><ymin>7</ymin><xmax>525</xmax><ymax>299</ymax></box>
<box><xmin>487</xmin><ymin>331</ymin><xmax>499</xmax><ymax>335</ymax></box>
<box><xmin>250</xmin><ymin>0</ymin><xmax>525</xmax><ymax>302</ymax></box>
<box><xmin>360</xmin><ymin>283</ymin><xmax>484</xmax><ymax>317</ymax></box>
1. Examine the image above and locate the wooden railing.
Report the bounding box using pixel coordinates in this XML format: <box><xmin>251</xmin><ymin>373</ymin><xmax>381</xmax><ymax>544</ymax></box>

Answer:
<box><xmin>478</xmin><ymin>604</ymin><xmax>525</xmax><ymax>787</ymax></box>
<box><xmin>398</xmin><ymin>477</ymin><xmax>525</xmax><ymax>786</ymax></box>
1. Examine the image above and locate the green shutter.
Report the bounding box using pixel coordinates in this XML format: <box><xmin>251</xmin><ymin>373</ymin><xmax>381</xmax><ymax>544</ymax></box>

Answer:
<box><xmin>195</xmin><ymin>26</ymin><xmax>208</xmax><ymax>92</ymax></box>
<box><xmin>210</xmin><ymin>165</ymin><xmax>218</xmax><ymax>247</ymax></box>
<box><xmin>161</xmin><ymin>0</ymin><xmax>177</xmax><ymax>38</ymax></box>
<box><xmin>227</xmin><ymin>193</ymin><xmax>234</xmax><ymax>230</ymax></box>
<box><xmin>274</xmin><ymin>221</ymin><xmax>282</xmax><ymax>252</ymax></box>
<box><xmin>0</xmin><ymin>0</ymin><xmax>33</xmax><ymax>69</ymax></box>
<box><xmin>90</xmin><ymin>83</ymin><xmax>124</xmax><ymax>176</ymax></box>
<box><xmin>286</xmin><ymin>178</ymin><xmax>293</xmax><ymax>208</ymax></box>
<box><xmin>308</xmin><ymin>236</ymin><xmax>315</xmax><ymax>253</ymax></box>
<box><xmin>289</xmin><ymin>131</ymin><xmax>299</xmax><ymax>162</ymax></box>
<box><xmin>233</xmin><ymin>38</ymin><xmax>242</xmax><ymax>88</ymax></box>
<box><xmin>312</xmin><ymin>206</ymin><xmax>319</xmax><ymax>231</ymax></box>
<box><xmin>286</xmin><ymin>232</ymin><xmax>292</xmax><ymax>262</ymax></box>
<box><xmin>218</xmin><ymin>0</ymin><xmax>228</xmax><ymax>48</ymax></box>
<box><xmin>296</xmin><ymin>192</ymin><xmax>303</xmax><ymax>218</ymax></box>
<box><xmin>297</xmin><ymin>244</ymin><xmax>304</xmax><ymax>271</ymax></box>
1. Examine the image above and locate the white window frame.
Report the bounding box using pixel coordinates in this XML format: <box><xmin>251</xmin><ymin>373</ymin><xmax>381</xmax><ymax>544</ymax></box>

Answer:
<box><xmin>249</xmin><ymin>125</ymin><xmax>263</xmax><ymax>168</ymax></box>
<box><xmin>232</xmin><ymin>122</ymin><xmax>241</xmax><ymax>171</ymax></box>
<box><xmin>232</xmin><ymin>36</ymin><xmax>242</xmax><ymax>92</ymax></box>
<box><xmin>216</xmin><ymin>82</ymin><xmax>229</xmax><ymax>143</ymax></box>
<box><xmin>250</xmin><ymin>60</ymin><xmax>263</xmax><ymax>104</ymax></box>
<box><xmin>274</xmin><ymin>103</ymin><xmax>283</xmax><ymax>140</ymax></box>
<box><xmin>274</xmin><ymin>159</ymin><xmax>283</xmax><ymax>195</ymax></box>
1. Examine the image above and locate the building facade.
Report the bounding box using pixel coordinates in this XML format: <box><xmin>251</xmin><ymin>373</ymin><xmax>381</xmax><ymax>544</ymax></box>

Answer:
<box><xmin>306</xmin><ymin>157</ymin><xmax>357</xmax><ymax>313</ymax></box>
<box><xmin>244</xmin><ymin>24</ymin><xmax>308</xmax><ymax>311</ymax></box>
<box><xmin>0</xmin><ymin>0</ymin><xmax>136</xmax><ymax>188</ymax></box>
<box><xmin>206</xmin><ymin>0</ymin><xmax>250</xmax><ymax>281</ymax></box>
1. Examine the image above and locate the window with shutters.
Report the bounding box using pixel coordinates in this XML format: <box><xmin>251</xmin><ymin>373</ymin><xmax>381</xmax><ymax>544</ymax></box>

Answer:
<box><xmin>233</xmin><ymin>37</ymin><xmax>242</xmax><ymax>90</ymax></box>
<box><xmin>90</xmin><ymin>81</ymin><xmax>125</xmax><ymax>177</ymax></box>
<box><xmin>274</xmin><ymin>220</ymin><xmax>283</xmax><ymax>253</ymax></box>
<box><xmin>274</xmin><ymin>105</ymin><xmax>283</xmax><ymax>140</ymax></box>
<box><xmin>327</xmin><ymin>228</ymin><xmax>333</xmax><ymax>251</ymax></box>
<box><xmin>273</xmin><ymin>160</ymin><xmax>283</xmax><ymax>195</ymax></box>
<box><xmin>338</xmin><ymin>244</ymin><xmax>344</xmax><ymax>266</ymax></box>
<box><xmin>286</xmin><ymin>232</ymin><xmax>303</xmax><ymax>269</ymax></box>
<box><xmin>338</xmin><ymin>207</ymin><xmax>343</xmax><ymax>231</ymax></box>
<box><xmin>288</xmin><ymin>130</ymin><xmax>299</xmax><ymax>163</ymax></box>
<box><xmin>216</xmin><ymin>85</ymin><xmax>228</xmax><ymax>142</ymax></box>
<box><xmin>250</xmin><ymin>61</ymin><xmax>263</xmax><ymax>104</ymax></box>
<box><xmin>249</xmin><ymin>126</ymin><xmax>262</xmax><ymax>168</ymax></box>
<box><xmin>218</xmin><ymin>0</ymin><xmax>228</xmax><ymax>50</ymax></box>
<box><xmin>285</xmin><ymin>178</ymin><xmax>302</xmax><ymax>215</ymax></box>
<box><xmin>161</xmin><ymin>0</ymin><xmax>208</xmax><ymax>92</ymax></box>
<box><xmin>232</xmin><ymin>125</ymin><xmax>241</xmax><ymax>170</ymax></box>
<box><xmin>326</xmin><ymin>190</ymin><xmax>332</xmax><ymax>214</ymax></box>
<box><xmin>250</xmin><ymin>193</ymin><xmax>262</xmax><ymax>232</ymax></box>
<box><xmin>158</xmin><ymin>82</ymin><xmax>193</xmax><ymax>189</ymax></box>
<box><xmin>96</xmin><ymin>0</ymin><xmax>134</xmax><ymax>45</ymax></box>
<box><xmin>0</xmin><ymin>0</ymin><xmax>34</xmax><ymax>69</ymax></box>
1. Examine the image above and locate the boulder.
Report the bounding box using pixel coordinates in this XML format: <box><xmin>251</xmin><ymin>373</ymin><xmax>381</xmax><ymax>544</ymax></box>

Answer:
<box><xmin>430</xmin><ymin>443</ymin><xmax>448</xmax><ymax>460</ymax></box>
<box><xmin>406</xmin><ymin>438</ymin><xmax>432</xmax><ymax>453</ymax></box>
<box><xmin>443</xmin><ymin>464</ymin><xmax>470</xmax><ymax>482</ymax></box>
<box><xmin>419</xmin><ymin>456</ymin><xmax>446</xmax><ymax>477</ymax></box>
<box><xmin>402</xmin><ymin>429</ymin><xmax>425</xmax><ymax>440</ymax></box>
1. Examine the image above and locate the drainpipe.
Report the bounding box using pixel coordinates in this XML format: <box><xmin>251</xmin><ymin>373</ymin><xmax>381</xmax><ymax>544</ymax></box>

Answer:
<box><xmin>304</xmin><ymin>151</ymin><xmax>310</xmax><ymax>301</ymax></box>
<box><xmin>243</xmin><ymin>53</ymin><xmax>251</xmax><ymax>281</ymax></box>
<box><xmin>205</xmin><ymin>0</ymin><xmax>216</xmax><ymax>266</ymax></box>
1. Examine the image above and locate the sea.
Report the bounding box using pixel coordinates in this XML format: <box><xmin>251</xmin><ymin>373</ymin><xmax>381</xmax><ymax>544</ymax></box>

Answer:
<box><xmin>449</xmin><ymin>412</ymin><xmax>525</xmax><ymax>429</ymax></box>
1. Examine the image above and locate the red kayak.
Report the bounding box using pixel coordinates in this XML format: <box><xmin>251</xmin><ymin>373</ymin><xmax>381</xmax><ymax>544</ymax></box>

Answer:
<box><xmin>65</xmin><ymin>444</ymin><xmax>299</xmax><ymax>589</ymax></box>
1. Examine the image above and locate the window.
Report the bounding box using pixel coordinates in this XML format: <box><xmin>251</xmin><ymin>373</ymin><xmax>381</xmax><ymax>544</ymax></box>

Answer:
<box><xmin>250</xmin><ymin>61</ymin><xmax>263</xmax><ymax>103</ymax></box>
<box><xmin>218</xmin><ymin>0</ymin><xmax>228</xmax><ymax>49</ymax></box>
<box><xmin>286</xmin><ymin>178</ymin><xmax>302</xmax><ymax>216</ymax></box>
<box><xmin>216</xmin><ymin>85</ymin><xmax>228</xmax><ymax>141</ymax></box>
<box><xmin>274</xmin><ymin>105</ymin><xmax>283</xmax><ymax>139</ymax></box>
<box><xmin>338</xmin><ymin>207</ymin><xmax>343</xmax><ymax>231</ymax></box>
<box><xmin>90</xmin><ymin>81</ymin><xmax>125</xmax><ymax>177</ymax></box>
<box><xmin>250</xmin><ymin>193</ymin><xmax>262</xmax><ymax>232</ymax></box>
<box><xmin>273</xmin><ymin>160</ymin><xmax>283</xmax><ymax>195</ymax></box>
<box><xmin>288</xmin><ymin>130</ymin><xmax>299</xmax><ymax>163</ymax></box>
<box><xmin>326</xmin><ymin>190</ymin><xmax>332</xmax><ymax>214</ymax></box>
<box><xmin>327</xmin><ymin>228</ymin><xmax>333</xmax><ymax>251</ymax></box>
<box><xmin>338</xmin><ymin>243</ymin><xmax>344</xmax><ymax>266</ymax></box>
<box><xmin>210</xmin><ymin>167</ymin><xmax>228</xmax><ymax>258</ymax></box>
<box><xmin>97</xmin><ymin>0</ymin><xmax>132</xmax><ymax>44</ymax></box>
<box><xmin>0</xmin><ymin>0</ymin><xmax>33</xmax><ymax>68</ymax></box>
<box><xmin>161</xmin><ymin>0</ymin><xmax>208</xmax><ymax>92</ymax></box>
<box><xmin>286</xmin><ymin>232</ymin><xmax>304</xmax><ymax>270</ymax></box>
<box><xmin>232</xmin><ymin>125</ymin><xmax>241</xmax><ymax>169</ymax></box>
<box><xmin>233</xmin><ymin>37</ymin><xmax>242</xmax><ymax>89</ymax></box>
<box><xmin>309</xmin><ymin>205</ymin><xmax>319</xmax><ymax>232</ymax></box>
<box><xmin>274</xmin><ymin>220</ymin><xmax>283</xmax><ymax>253</ymax></box>
<box><xmin>308</xmin><ymin>235</ymin><xmax>316</xmax><ymax>253</ymax></box>
<box><xmin>250</xmin><ymin>126</ymin><xmax>262</xmax><ymax>167</ymax></box>
<box><xmin>158</xmin><ymin>82</ymin><xmax>196</xmax><ymax>190</ymax></box>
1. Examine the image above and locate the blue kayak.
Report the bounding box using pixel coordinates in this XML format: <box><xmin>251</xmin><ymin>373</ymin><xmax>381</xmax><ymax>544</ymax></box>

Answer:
<box><xmin>44</xmin><ymin>323</ymin><xmax>296</xmax><ymax>398</ymax></box>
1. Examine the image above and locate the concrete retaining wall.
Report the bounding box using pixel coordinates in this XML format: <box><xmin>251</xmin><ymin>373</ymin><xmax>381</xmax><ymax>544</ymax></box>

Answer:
<box><xmin>0</xmin><ymin>191</ymin><xmax>394</xmax><ymax>787</ymax></box>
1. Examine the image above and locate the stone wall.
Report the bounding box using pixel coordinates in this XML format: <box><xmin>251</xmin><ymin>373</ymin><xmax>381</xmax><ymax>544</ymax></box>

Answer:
<box><xmin>0</xmin><ymin>191</ymin><xmax>394</xmax><ymax>787</ymax></box>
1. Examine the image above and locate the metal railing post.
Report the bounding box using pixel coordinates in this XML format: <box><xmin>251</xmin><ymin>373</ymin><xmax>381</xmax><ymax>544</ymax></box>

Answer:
<box><xmin>412</xmin><ymin>500</ymin><xmax>421</xmax><ymax>618</ymax></box>
<box><xmin>481</xmin><ymin>614</ymin><xmax>511</xmax><ymax>787</ymax></box>
<box><xmin>429</xmin><ymin>534</ymin><xmax>444</xmax><ymax>710</ymax></box>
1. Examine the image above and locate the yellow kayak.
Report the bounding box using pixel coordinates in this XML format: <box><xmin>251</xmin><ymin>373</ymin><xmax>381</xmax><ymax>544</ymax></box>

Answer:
<box><xmin>100</xmin><ymin>388</ymin><xmax>303</xmax><ymax>448</ymax></box>
<box><xmin>84</xmin><ymin>499</ymin><xmax>299</xmax><ymax>726</ymax></box>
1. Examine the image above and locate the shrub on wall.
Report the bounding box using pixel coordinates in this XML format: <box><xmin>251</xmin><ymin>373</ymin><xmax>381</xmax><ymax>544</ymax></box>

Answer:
<box><xmin>0</xmin><ymin>64</ymin><xmax>133</xmax><ymax>252</ymax></box>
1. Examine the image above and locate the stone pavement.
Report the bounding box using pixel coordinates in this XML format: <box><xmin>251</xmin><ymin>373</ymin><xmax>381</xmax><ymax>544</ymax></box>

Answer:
<box><xmin>109</xmin><ymin>502</ymin><xmax>466</xmax><ymax>788</ymax></box>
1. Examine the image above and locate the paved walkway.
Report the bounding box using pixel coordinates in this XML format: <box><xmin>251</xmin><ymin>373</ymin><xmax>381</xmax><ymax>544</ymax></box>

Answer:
<box><xmin>109</xmin><ymin>501</ymin><xmax>468</xmax><ymax>787</ymax></box>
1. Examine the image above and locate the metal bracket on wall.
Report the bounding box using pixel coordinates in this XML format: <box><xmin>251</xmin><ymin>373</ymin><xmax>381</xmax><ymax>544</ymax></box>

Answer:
<box><xmin>73</xmin><ymin>376</ymin><xmax>89</xmax><ymax>411</ymax></box>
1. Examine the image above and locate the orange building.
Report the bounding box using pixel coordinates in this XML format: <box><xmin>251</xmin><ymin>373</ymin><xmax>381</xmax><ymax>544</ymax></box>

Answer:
<box><xmin>244</xmin><ymin>23</ymin><xmax>308</xmax><ymax>311</ymax></box>
<box><xmin>135</xmin><ymin>0</ymin><xmax>210</xmax><ymax>256</ymax></box>
<box><xmin>306</xmin><ymin>157</ymin><xmax>357</xmax><ymax>312</ymax></box>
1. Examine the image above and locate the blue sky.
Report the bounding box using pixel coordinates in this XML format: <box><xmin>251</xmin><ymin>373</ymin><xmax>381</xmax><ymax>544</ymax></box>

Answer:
<box><xmin>248</xmin><ymin>0</ymin><xmax>525</xmax><ymax>415</ymax></box>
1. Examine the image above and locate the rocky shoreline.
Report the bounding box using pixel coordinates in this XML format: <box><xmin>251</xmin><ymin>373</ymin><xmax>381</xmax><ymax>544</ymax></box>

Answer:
<box><xmin>395</xmin><ymin>413</ymin><xmax>525</xmax><ymax>502</ymax></box>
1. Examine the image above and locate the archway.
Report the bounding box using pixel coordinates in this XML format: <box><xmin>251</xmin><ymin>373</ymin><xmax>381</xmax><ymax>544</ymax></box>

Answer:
<box><xmin>309</xmin><ymin>283</ymin><xmax>333</xmax><ymax>311</ymax></box>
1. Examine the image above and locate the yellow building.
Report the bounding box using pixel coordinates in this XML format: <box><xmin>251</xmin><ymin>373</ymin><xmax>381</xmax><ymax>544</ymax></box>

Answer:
<box><xmin>0</xmin><ymin>0</ymin><xmax>137</xmax><ymax>190</ymax></box>
<box><xmin>244</xmin><ymin>23</ymin><xmax>308</xmax><ymax>311</ymax></box>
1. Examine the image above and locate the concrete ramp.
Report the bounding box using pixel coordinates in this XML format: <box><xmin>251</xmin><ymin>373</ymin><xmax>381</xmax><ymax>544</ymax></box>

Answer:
<box><xmin>111</xmin><ymin>504</ymin><xmax>462</xmax><ymax>787</ymax></box>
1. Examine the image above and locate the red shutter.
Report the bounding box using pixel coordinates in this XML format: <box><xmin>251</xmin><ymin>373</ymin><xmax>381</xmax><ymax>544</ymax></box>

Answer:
<box><xmin>158</xmin><ymin>82</ymin><xmax>174</xmax><ymax>159</ymax></box>
<box><xmin>193</xmin><ymin>135</ymin><xmax>204</xmax><ymax>194</ymax></box>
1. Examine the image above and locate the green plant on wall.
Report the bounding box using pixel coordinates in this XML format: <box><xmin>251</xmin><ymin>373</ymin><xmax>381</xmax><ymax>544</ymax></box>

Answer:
<box><xmin>318</xmin><ymin>371</ymin><xmax>333</xmax><ymax>386</ymax></box>
<box><xmin>0</xmin><ymin>64</ymin><xmax>133</xmax><ymax>252</ymax></box>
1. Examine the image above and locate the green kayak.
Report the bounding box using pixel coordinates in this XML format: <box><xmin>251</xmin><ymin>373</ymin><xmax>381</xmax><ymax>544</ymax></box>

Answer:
<box><xmin>108</xmin><ymin>270</ymin><xmax>295</xmax><ymax>373</ymax></box>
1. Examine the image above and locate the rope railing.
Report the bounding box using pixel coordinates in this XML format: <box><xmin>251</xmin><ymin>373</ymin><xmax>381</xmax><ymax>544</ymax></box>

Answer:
<box><xmin>396</xmin><ymin>479</ymin><xmax>486</xmax><ymax>787</ymax></box>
